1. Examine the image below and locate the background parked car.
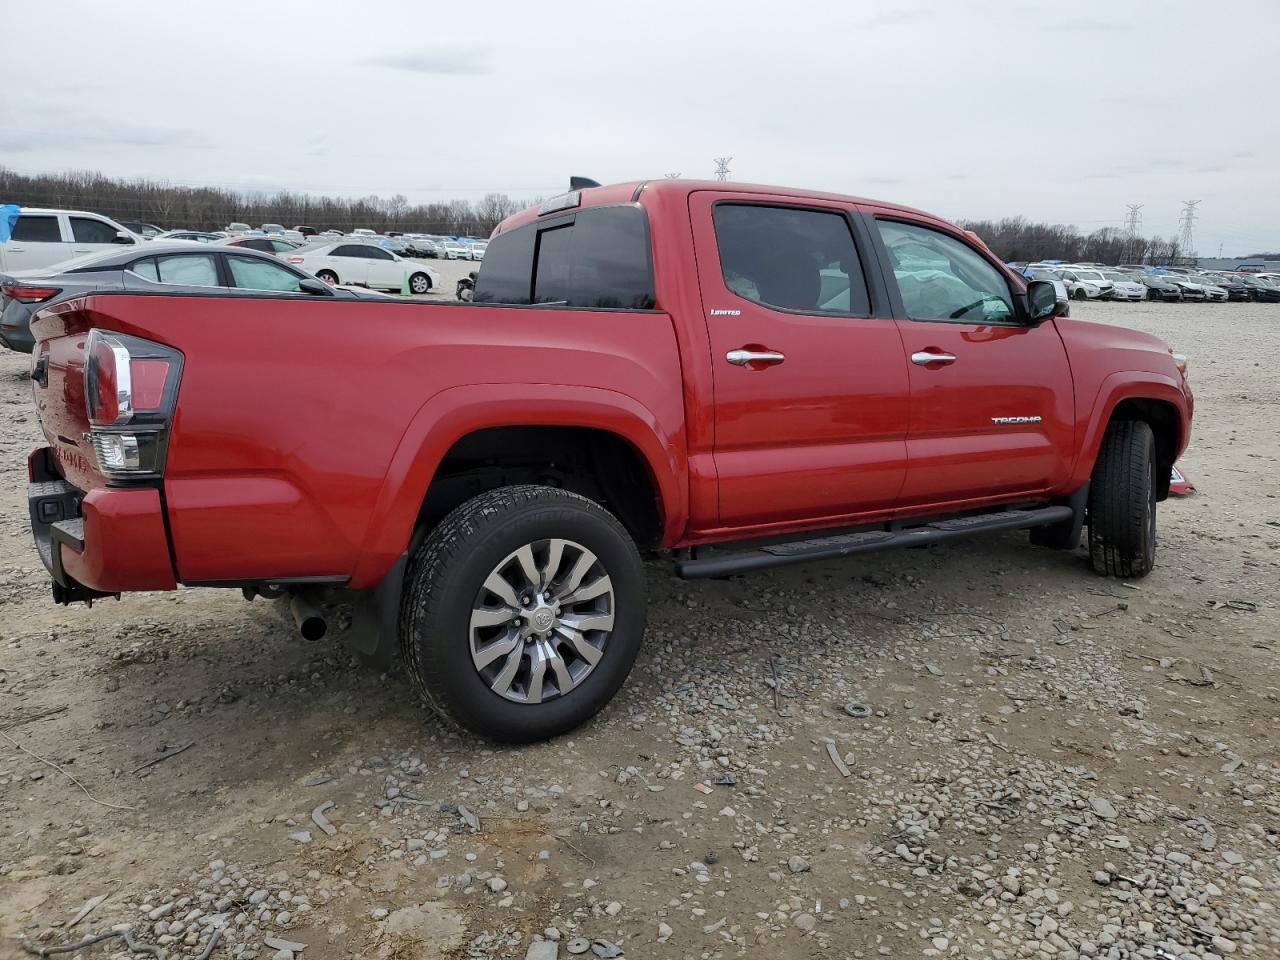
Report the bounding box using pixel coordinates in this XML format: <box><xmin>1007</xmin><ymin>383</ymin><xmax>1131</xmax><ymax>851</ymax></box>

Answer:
<box><xmin>1141</xmin><ymin>274</ymin><xmax>1183</xmax><ymax>301</ymax></box>
<box><xmin>1100</xmin><ymin>271</ymin><xmax>1146</xmax><ymax>301</ymax></box>
<box><xmin>0</xmin><ymin>207</ymin><xmax>140</xmax><ymax>273</ymax></box>
<box><xmin>226</xmin><ymin>222</ymin><xmax>252</xmax><ymax>233</ymax></box>
<box><xmin>1057</xmin><ymin>268</ymin><xmax>1114</xmax><ymax>300</ymax></box>
<box><xmin>440</xmin><ymin>240</ymin><xmax>467</xmax><ymax>260</ymax></box>
<box><xmin>286</xmin><ymin>241</ymin><xmax>440</xmax><ymax>294</ymax></box>
<box><xmin>294</xmin><ymin>226</ymin><xmax>319</xmax><ymax>237</ymax></box>
<box><xmin>1242</xmin><ymin>275</ymin><xmax>1280</xmax><ymax>302</ymax></box>
<box><xmin>1166</xmin><ymin>276</ymin><xmax>1209</xmax><ymax>301</ymax></box>
<box><xmin>0</xmin><ymin>243</ymin><xmax>381</xmax><ymax>353</ymax></box>
<box><xmin>259</xmin><ymin>223</ymin><xmax>286</xmax><ymax>236</ymax></box>
<box><xmin>216</xmin><ymin>235</ymin><xmax>300</xmax><ymax>256</ymax></box>
<box><xmin>153</xmin><ymin>230</ymin><xmax>223</xmax><ymax>243</ymax></box>
<box><xmin>117</xmin><ymin>220</ymin><xmax>163</xmax><ymax>237</ymax></box>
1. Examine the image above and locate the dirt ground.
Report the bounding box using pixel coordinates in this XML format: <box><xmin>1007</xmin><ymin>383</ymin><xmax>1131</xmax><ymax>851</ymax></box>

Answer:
<box><xmin>0</xmin><ymin>300</ymin><xmax>1276</xmax><ymax>960</ymax></box>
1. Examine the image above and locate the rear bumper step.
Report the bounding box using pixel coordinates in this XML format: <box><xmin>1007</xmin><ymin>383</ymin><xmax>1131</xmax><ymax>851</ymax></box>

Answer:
<box><xmin>676</xmin><ymin>505</ymin><xmax>1075</xmax><ymax>579</ymax></box>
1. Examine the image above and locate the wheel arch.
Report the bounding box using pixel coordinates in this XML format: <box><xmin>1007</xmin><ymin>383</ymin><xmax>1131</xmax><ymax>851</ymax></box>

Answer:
<box><xmin>349</xmin><ymin>383</ymin><xmax>688</xmax><ymax>588</ymax></box>
<box><xmin>1077</xmin><ymin>374</ymin><xmax>1188</xmax><ymax>501</ymax></box>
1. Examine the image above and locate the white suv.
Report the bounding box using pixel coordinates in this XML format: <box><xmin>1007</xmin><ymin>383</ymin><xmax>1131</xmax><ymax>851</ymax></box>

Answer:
<box><xmin>0</xmin><ymin>208</ymin><xmax>141</xmax><ymax>273</ymax></box>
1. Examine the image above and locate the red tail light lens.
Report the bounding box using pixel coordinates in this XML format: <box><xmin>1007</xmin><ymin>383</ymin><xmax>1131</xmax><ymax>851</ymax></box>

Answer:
<box><xmin>84</xmin><ymin>329</ymin><xmax>184</xmax><ymax>480</ymax></box>
<box><xmin>2</xmin><ymin>283</ymin><xmax>62</xmax><ymax>303</ymax></box>
<box><xmin>287</xmin><ymin>256</ymin><xmax>304</xmax><ymax>263</ymax></box>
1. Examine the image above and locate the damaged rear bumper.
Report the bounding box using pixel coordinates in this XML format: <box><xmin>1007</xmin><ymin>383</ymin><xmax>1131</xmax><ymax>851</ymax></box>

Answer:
<box><xmin>28</xmin><ymin>446</ymin><xmax>176</xmax><ymax>603</ymax></box>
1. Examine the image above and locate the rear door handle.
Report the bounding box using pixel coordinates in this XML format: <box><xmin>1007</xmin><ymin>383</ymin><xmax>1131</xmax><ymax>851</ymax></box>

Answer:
<box><xmin>911</xmin><ymin>350</ymin><xmax>957</xmax><ymax>366</ymax></box>
<box><xmin>726</xmin><ymin>349</ymin><xmax>785</xmax><ymax>366</ymax></box>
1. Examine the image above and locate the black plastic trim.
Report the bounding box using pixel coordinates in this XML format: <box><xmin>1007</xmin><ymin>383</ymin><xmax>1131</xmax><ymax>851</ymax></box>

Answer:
<box><xmin>675</xmin><ymin>505</ymin><xmax>1074</xmax><ymax>579</ymax></box>
<box><xmin>181</xmin><ymin>575</ymin><xmax>349</xmax><ymax>588</ymax></box>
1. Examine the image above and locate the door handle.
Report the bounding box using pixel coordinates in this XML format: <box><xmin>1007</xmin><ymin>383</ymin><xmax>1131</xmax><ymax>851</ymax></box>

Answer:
<box><xmin>726</xmin><ymin>349</ymin><xmax>785</xmax><ymax>366</ymax></box>
<box><xmin>911</xmin><ymin>350</ymin><xmax>957</xmax><ymax>366</ymax></box>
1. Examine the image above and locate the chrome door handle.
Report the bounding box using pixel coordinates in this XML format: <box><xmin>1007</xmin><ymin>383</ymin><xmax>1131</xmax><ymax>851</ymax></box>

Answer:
<box><xmin>726</xmin><ymin>349</ymin><xmax>785</xmax><ymax>366</ymax></box>
<box><xmin>911</xmin><ymin>350</ymin><xmax>957</xmax><ymax>366</ymax></box>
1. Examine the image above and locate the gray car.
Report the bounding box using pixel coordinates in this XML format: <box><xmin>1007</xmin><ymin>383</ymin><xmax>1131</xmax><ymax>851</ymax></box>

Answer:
<box><xmin>1</xmin><ymin>243</ymin><xmax>377</xmax><ymax>353</ymax></box>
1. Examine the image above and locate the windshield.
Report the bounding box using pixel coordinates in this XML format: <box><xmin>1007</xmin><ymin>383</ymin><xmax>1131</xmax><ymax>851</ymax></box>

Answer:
<box><xmin>1073</xmin><ymin>270</ymin><xmax>1105</xmax><ymax>282</ymax></box>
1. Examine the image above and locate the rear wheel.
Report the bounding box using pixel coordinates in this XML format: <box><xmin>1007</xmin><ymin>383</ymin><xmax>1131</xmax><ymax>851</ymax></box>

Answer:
<box><xmin>409</xmin><ymin>272</ymin><xmax>432</xmax><ymax>295</ymax></box>
<box><xmin>316</xmin><ymin>269</ymin><xmax>339</xmax><ymax>285</ymax></box>
<box><xmin>1087</xmin><ymin>420</ymin><xmax>1157</xmax><ymax>578</ymax></box>
<box><xmin>400</xmin><ymin>485</ymin><xmax>646</xmax><ymax>742</ymax></box>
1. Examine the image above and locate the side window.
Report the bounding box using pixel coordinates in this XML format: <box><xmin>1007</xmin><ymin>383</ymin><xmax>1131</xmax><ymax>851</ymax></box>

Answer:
<box><xmin>154</xmin><ymin>255</ymin><xmax>219</xmax><ymax>286</ymax></box>
<box><xmin>11</xmin><ymin>215</ymin><xmax>61</xmax><ymax>242</ymax></box>
<box><xmin>227</xmin><ymin>255</ymin><xmax>305</xmax><ymax>292</ymax></box>
<box><xmin>877</xmin><ymin>220</ymin><xmax>1015</xmax><ymax>323</ymax></box>
<box><xmin>365</xmin><ymin>247</ymin><xmax>394</xmax><ymax>260</ymax></box>
<box><xmin>712</xmin><ymin>204</ymin><xmax>870</xmax><ymax>315</ymax></box>
<box><xmin>70</xmin><ymin>217</ymin><xmax>120</xmax><ymax>243</ymax></box>
<box><xmin>332</xmin><ymin>245</ymin><xmax>364</xmax><ymax>258</ymax></box>
<box><xmin>475</xmin><ymin>205</ymin><xmax>654</xmax><ymax>309</ymax></box>
<box><xmin>240</xmin><ymin>238</ymin><xmax>274</xmax><ymax>252</ymax></box>
<box><xmin>270</xmin><ymin>240</ymin><xmax>296</xmax><ymax>253</ymax></box>
<box><xmin>131</xmin><ymin>258</ymin><xmax>159</xmax><ymax>281</ymax></box>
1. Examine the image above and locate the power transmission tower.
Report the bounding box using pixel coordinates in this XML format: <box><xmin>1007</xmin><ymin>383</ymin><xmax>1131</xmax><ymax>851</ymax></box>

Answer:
<box><xmin>713</xmin><ymin>157</ymin><xmax>732</xmax><ymax>181</ymax></box>
<box><xmin>664</xmin><ymin>172</ymin><xmax>682</xmax><ymax>179</ymax></box>
<box><xmin>1177</xmin><ymin>200</ymin><xmax>1201</xmax><ymax>260</ymax></box>
<box><xmin>1123</xmin><ymin>203</ymin><xmax>1143</xmax><ymax>262</ymax></box>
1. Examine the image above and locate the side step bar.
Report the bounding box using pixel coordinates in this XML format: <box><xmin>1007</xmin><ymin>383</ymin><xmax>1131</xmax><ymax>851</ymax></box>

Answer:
<box><xmin>676</xmin><ymin>505</ymin><xmax>1075</xmax><ymax>579</ymax></box>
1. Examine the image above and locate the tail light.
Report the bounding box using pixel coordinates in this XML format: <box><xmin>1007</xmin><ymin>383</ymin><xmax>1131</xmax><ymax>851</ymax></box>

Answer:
<box><xmin>84</xmin><ymin>329</ymin><xmax>184</xmax><ymax>480</ymax></box>
<box><xmin>287</xmin><ymin>256</ymin><xmax>304</xmax><ymax>264</ymax></box>
<box><xmin>2</xmin><ymin>283</ymin><xmax>62</xmax><ymax>304</ymax></box>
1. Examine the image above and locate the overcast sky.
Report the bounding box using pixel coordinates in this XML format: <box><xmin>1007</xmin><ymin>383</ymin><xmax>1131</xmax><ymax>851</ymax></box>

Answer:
<box><xmin>3</xmin><ymin>0</ymin><xmax>1277</xmax><ymax>255</ymax></box>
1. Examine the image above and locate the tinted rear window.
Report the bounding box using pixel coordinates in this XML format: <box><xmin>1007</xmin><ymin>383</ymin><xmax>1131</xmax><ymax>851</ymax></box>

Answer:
<box><xmin>474</xmin><ymin>205</ymin><xmax>655</xmax><ymax>309</ymax></box>
<box><xmin>12</xmin><ymin>216</ymin><xmax>60</xmax><ymax>242</ymax></box>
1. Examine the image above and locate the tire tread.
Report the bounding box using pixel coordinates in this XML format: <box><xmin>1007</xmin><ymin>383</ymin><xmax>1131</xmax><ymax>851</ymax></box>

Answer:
<box><xmin>1087</xmin><ymin>420</ymin><xmax>1156</xmax><ymax>578</ymax></box>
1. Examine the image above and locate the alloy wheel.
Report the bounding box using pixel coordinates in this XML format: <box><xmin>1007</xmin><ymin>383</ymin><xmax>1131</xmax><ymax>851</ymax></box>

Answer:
<box><xmin>469</xmin><ymin>538</ymin><xmax>615</xmax><ymax>704</ymax></box>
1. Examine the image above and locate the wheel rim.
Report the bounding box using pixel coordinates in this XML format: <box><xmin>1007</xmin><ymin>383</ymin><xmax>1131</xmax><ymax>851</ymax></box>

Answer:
<box><xmin>319</xmin><ymin>272</ymin><xmax>336</xmax><ymax>285</ymax></box>
<box><xmin>411</xmin><ymin>275</ymin><xmax>429</xmax><ymax>293</ymax></box>
<box><xmin>470</xmin><ymin>538</ymin><xmax>615</xmax><ymax>704</ymax></box>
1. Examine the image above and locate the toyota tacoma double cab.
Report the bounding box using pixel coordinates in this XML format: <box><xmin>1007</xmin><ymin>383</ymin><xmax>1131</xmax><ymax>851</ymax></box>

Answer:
<box><xmin>24</xmin><ymin>179</ymin><xmax>1193</xmax><ymax>742</ymax></box>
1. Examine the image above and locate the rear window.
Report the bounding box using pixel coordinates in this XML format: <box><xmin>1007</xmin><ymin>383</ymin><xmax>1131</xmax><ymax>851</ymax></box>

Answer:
<box><xmin>474</xmin><ymin>205</ymin><xmax>655</xmax><ymax>309</ymax></box>
<box><xmin>12</xmin><ymin>215</ymin><xmax>61</xmax><ymax>242</ymax></box>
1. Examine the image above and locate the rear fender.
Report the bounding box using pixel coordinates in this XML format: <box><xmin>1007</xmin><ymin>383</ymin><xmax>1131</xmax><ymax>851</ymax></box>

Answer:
<box><xmin>349</xmin><ymin>383</ymin><xmax>686</xmax><ymax>588</ymax></box>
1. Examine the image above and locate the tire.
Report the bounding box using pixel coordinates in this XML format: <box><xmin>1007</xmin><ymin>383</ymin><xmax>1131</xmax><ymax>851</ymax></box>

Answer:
<box><xmin>409</xmin><ymin>272</ymin><xmax>432</xmax><ymax>295</ymax></box>
<box><xmin>316</xmin><ymin>269</ymin><xmax>339</xmax><ymax>285</ymax></box>
<box><xmin>400</xmin><ymin>485</ymin><xmax>646</xmax><ymax>742</ymax></box>
<box><xmin>1087</xmin><ymin>420</ymin><xmax>1157</xmax><ymax>578</ymax></box>
<box><xmin>1073</xmin><ymin>288</ymin><xmax>1088</xmax><ymax>301</ymax></box>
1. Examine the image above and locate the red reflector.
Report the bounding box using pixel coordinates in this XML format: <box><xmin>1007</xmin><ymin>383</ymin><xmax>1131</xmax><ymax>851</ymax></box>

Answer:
<box><xmin>2</xmin><ymin>284</ymin><xmax>62</xmax><ymax>303</ymax></box>
<box><xmin>90</xmin><ymin>335</ymin><xmax>122</xmax><ymax>425</ymax></box>
<box><xmin>130</xmin><ymin>358</ymin><xmax>170</xmax><ymax>409</ymax></box>
<box><xmin>287</xmin><ymin>256</ymin><xmax>304</xmax><ymax>263</ymax></box>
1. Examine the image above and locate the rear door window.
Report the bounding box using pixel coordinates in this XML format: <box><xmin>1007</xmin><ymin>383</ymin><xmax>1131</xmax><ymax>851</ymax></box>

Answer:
<box><xmin>227</xmin><ymin>255</ymin><xmax>305</xmax><ymax>292</ymax></box>
<box><xmin>133</xmin><ymin>254</ymin><xmax>219</xmax><ymax>286</ymax></box>
<box><xmin>711</xmin><ymin>203</ymin><xmax>870</xmax><ymax>315</ymax></box>
<box><xmin>11</xmin><ymin>215</ymin><xmax>61</xmax><ymax>242</ymax></box>
<box><xmin>475</xmin><ymin>205</ymin><xmax>654</xmax><ymax>309</ymax></box>
<box><xmin>69</xmin><ymin>217</ymin><xmax>120</xmax><ymax>243</ymax></box>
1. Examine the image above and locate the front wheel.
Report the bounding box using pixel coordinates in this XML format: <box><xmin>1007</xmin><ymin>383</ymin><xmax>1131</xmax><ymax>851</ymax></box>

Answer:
<box><xmin>400</xmin><ymin>485</ymin><xmax>646</xmax><ymax>742</ymax></box>
<box><xmin>409</xmin><ymin>272</ymin><xmax>432</xmax><ymax>295</ymax></box>
<box><xmin>1087</xmin><ymin>420</ymin><xmax>1157</xmax><ymax>578</ymax></box>
<box><xmin>316</xmin><ymin>269</ymin><xmax>339</xmax><ymax>285</ymax></box>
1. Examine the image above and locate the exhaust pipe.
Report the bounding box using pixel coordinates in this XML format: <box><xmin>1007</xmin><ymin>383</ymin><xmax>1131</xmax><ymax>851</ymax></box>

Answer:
<box><xmin>290</xmin><ymin>594</ymin><xmax>328</xmax><ymax>642</ymax></box>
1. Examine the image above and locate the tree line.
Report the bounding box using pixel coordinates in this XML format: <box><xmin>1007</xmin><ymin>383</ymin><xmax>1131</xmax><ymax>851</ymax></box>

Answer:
<box><xmin>3</xmin><ymin>166</ymin><xmax>1192</xmax><ymax>263</ymax></box>
<box><xmin>957</xmin><ymin>215</ymin><xmax>1184</xmax><ymax>266</ymax></box>
<box><xmin>0</xmin><ymin>167</ymin><xmax>524</xmax><ymax>237</ymax></box>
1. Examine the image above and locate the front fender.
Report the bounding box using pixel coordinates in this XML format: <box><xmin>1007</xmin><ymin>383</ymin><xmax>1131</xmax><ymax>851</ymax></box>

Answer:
<box><xmin>1069</xmin><ymin>371</ymin><xmax>1191</xmax><ymax>489</ymax></box>
<box><xmin>349</xmin><ymin>382</ymin><xmax>688</xmax><ymax>588</ymax></box>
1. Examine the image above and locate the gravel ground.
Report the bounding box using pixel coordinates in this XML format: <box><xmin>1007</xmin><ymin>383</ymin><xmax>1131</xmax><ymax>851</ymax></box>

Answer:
<box><xmin>0</xmin><ymin>299</ymin><xmax>1277</xmax><ymax>960</ymax></box>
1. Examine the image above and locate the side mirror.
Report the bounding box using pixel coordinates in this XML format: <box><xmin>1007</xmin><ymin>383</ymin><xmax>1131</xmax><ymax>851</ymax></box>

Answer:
<box><xmin>1026</xmin><ymin>279</ymin><xmax>1066</xmax><ymax>323</ymax></box>
<box><xmin>113</xmin><ymin>231</ymin><xmax>135</xmax><ymax>244</ymax></box>
<box><xmin>298</xmin><ymin>278</ymin><xmax>333</xmax><ymax>296</ymax></box>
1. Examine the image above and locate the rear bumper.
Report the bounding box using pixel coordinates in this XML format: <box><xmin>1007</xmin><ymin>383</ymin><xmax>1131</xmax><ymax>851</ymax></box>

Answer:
<box><xmin>28</xmin><ymin>446</ymin><xmax>176</xmax><ymax>600</ymax></box>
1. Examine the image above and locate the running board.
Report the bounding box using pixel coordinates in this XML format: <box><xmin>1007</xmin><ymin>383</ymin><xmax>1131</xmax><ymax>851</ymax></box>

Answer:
<box><xmin>676</xmin><ymin>505</ymin><xmax>1074</xmax><ymax>579</ymax></box>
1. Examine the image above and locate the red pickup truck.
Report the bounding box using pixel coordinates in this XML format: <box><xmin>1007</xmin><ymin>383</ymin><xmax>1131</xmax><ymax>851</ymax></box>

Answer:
<box><xmin>25</xmin><ymin>179</ymin><xmax>1193</xmax><ymax>741</ymax></box>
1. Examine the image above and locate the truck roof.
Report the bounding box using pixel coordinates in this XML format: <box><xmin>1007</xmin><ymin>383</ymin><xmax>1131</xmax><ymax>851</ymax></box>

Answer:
<box><xmin>494</xmin><ymin>179</ymin><xmax>942</xmax><ymax>236</ymax></box>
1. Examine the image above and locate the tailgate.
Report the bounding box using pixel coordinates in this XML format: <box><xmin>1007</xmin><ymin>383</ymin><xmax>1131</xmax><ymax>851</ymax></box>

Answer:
<box><xmin>30</xmin><ymin>298</ymin><xmax>105</xmax><ymax>492</ymax></box>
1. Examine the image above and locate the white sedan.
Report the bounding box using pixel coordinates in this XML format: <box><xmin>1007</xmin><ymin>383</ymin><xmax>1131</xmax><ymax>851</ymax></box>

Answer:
<box><xmin>286</xmin><ymin>241</ymin><xmax>440</xmax><ymax>294</ymax></box>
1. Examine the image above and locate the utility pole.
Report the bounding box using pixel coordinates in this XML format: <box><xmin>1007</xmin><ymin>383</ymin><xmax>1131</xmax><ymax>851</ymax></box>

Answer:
<box><xmin>713</xmin><ymin>157</ymin><xmax>732</xmax><ymax>181</ymax></box>
<box><xmin>1123</xmin><ymin>203</ymin><xmax>1143</xmax><ymax>262</ymax></box>
<box><xmin>1177</xmin><ymin>200</ymin><xmax>1201</xmax><ymax>261</ymax></box>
